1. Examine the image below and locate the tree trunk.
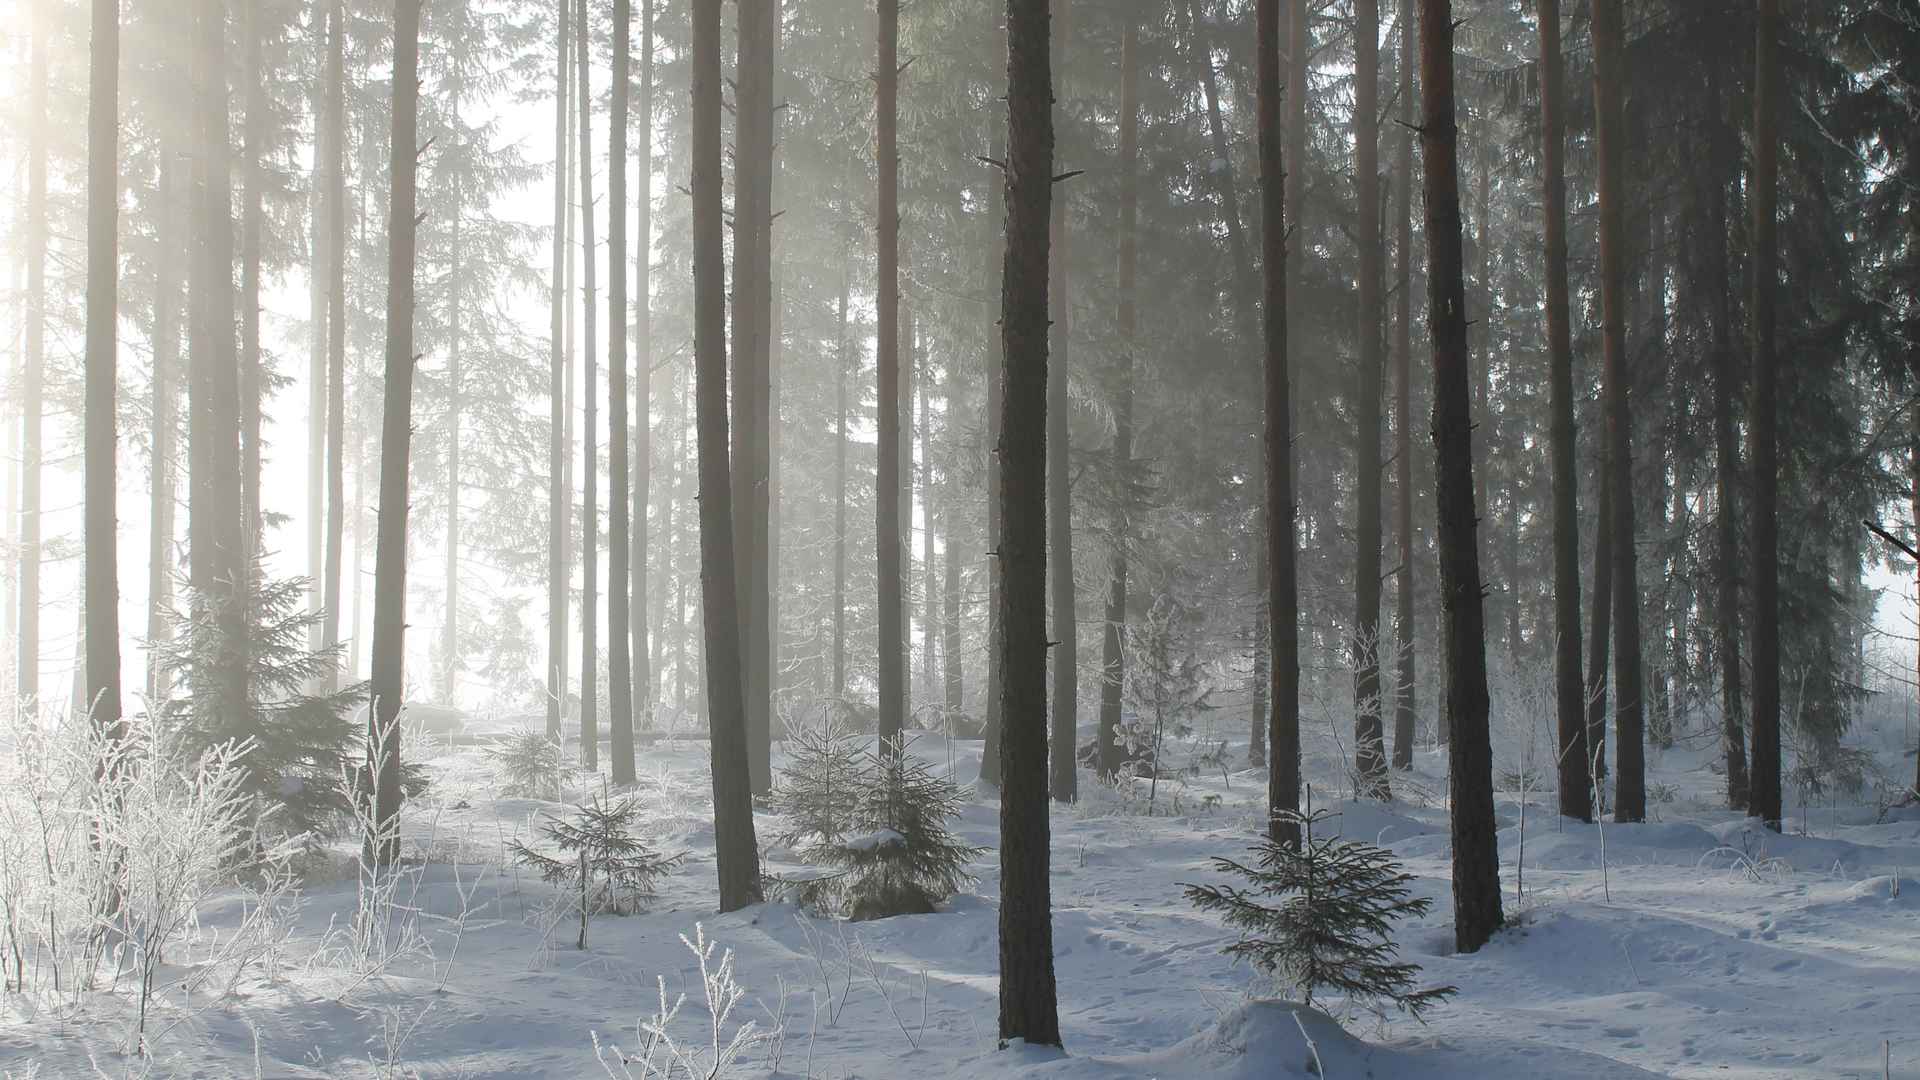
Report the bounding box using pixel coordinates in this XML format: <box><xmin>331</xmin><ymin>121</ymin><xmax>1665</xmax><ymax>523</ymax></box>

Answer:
<box><xmin>1536</xmin><ymin>0</ymin><xmax>1588</xmax><ymax>821</ymax></box>
<box><xmin>85</xmin><ymin>0</ymin><xmax>121</xmax><ymax>738</ymax></box>
<box><xmin>443</xmin><ymin>84</ymin><xmax>464</xmax><ymax>707</ymax></box>
<box><xmin>998</xmin><ymin>0</ymin><xmax>1062</xmax><ymax>1045</ymax></box>
<box><xmin>240</xmin><ymin>0</ymin><xmax>265</xmax><ymax>558</ymax></box>
<box><xmin>1593</xmin><ymin>0</ymin><xmax>1644</xmax><ymax>823</ymax></box>
<box><xmin>833</xmin><ymin>258</ymin><xmax>849</xmax><ymax>700</ymax></box>
<box><xmin>1097</xmin><ymin>20</ymin><xmax>1138</xmax><ymax>782</ymax></box>
<box><xmin>732</xmin><ymin>0</ymin><xmax>776</xmax><ymax>793</ymax></box>
<box><xmin>980</xmin><ymin>7</ymin><xmax>1008</xmax><ymax>788</ymax></box>
<box><xmin>1586</xmin><ymin>413</ymin><xmax>1612</xmax><ymax>798</ymax></box>
<box><xmin>1420</xmin><ymin>0</ymin><xmax>1502</xmax><ymax>954</ymax></box>
<box><xmin>367</xmin><ymin>0</ymin><xmax>423</xmax><ymax>868</ymax></box>
<box><xmin>1352</xmin><ymin>0</ymin><xmax>1389</xmax><ymax>801</ymax></box>
<box><xmin>633</xmin><ymin>0</ymin><xmax>654</xmax><ymax>724</ymax></box>
<box><xmin>547</xmin><ymin>0</ymin><xmax>570</xmax><ymax>739</ymax></box>
<box><xmin>609</xmin><ymin>0</ymin><xmax>635</xmax><ymax>784</ymax></box>
<box><xmin>307</xmin><ymin>8</ymin><xmax>326</xmax><ymax>651</ymax></box>
<box><xmin>876</xmin><ymin>0</ymin><xmax>907</xmax><ymax>755</ymax></box>
<box><xmin>691</xmin><ymin>0</ymin><xmax>763</xmax><ymax>912</ymax></box>
<box><xmin>1257</xmin><ymin>0</ymin><xmax>1300</xmax><ymax>851</ymax></box>
<box><xmin>576</xmin><ymin>0</ymin><xmax>599</xmax><ymax>772</ymax></box>
<box><xmin>1390</xmin><ymin>0</ymin><xmax>1416</xmax><ymax>771</ymax></box>
<box><xmin>19</xmin><ymin>0</ymin><xmax>45</xmax><ymax>704</ymax></box>
<box><xmin>1047</xmin><ymin>0</ymin><xmax>1076</xmax><ymax>804</ymax></box>
<box><xmin>1747</xmin><ymin>0</ymin><xmax>1782</xmax><ymax>831</ymax></box>
<box><xmin>148</xmin><ymin>148</ymin><xmax>183</xmax><ymax>703</ymax></box>
<box><xmin>320</xmin><ymin>0</ymin><xmax>346</xmax><ymax>697</ymax></box>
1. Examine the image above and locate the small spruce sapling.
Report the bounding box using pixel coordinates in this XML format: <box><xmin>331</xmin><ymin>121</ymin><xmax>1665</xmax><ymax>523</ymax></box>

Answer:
<box><xmin>511</xmin><ymin>791</ymin><xmax>684</xmax><ymax>921</ymax></box>
<box><xmin>768</xmin><ymin>709</ymin><xmax>867</xmax><ymax>850</ymax></box>
<box><xmin>1124</xmin><ymin>595</ymin><xmax>1214</xmax><ymax>811</ymax></box>
<box><xmin>1183</xmin><ymin>794</ymin><xmax>1455</xmax><ymax>1019</ymax></box>
<box><xmin>487</xmin><ymin>729</ymin><xmax>573</xmax><ymax>801</ymax></box>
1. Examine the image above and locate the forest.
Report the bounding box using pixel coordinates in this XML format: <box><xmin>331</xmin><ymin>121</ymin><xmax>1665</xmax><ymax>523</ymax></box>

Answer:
<box><xmin>0</xmin><ymin>0</ymin><xmax>1916</xmax><ymax>1077</ymax></box>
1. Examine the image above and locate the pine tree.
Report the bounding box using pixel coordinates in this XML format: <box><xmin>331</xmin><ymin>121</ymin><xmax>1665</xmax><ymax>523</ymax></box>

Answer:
<box><xmin>510</xmin><ymin>792</ymin><xmax>683</xmax><ymax>918</ymax></box>
<box><xmin>1748</xmin><ymin>0</ymin><xmax>1783</xmax><ymax>831</ymax></box>
<box><xmin>84</xmin><ymin>0</ymin><xmax>120</xmax><ymax>741</ymax></box>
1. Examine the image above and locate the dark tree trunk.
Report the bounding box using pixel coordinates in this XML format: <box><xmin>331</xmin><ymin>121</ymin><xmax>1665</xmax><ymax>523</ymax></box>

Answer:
<box><xmin>610</xmin><ymin>0</ymin><xmax>635</xmax><ymax>783</ymax></box>
<box><xmin>1257</xmin><ymin>0</ymin><xmax>1299</xmax><ymax>850</ymax></box>
<box><xmin>1047</xmin><ymin>0</ymin><xmax>1076</xmax><ymax>804</ymax></box>
<box><xmin>1537</xmin><ymin>0</ymin><xmax>1588</xmax><ymax>821</ymax></box>
<box><xmin>576</xmin><ymin>0</ymin><xmax>599</xmax><ymax>772</ymax></box>
<box><xmin>1097</xmin><ymin>20</ymin><xmax>1138</xmax><ymax>783</ymax></box>
<box><xmin>691</xmin><ymin>0</ymin><xmax>763</xmax><ymax>912</ymax></box>
<box><xmin>1390</xmin><ymin>0</ymin><xmax>1416</xmax><ymax>771</ymax></box>
<box><xmin>367</xmin><ymin>0</ymin><xmax>423</xmax><ymax>868</ymax></box>
<box><xmin>148</xmin><ymin>149</ymin><xmax>183</xmax><ymax>704</ymax></box>
<box><xmin>1593</xmin><ymin>0</ymin><xmax>1644</xmax><ymax>823</ymax></box>
<box><xmin>1420</xmin><ymin>0</ymin><xmax>1502</xmax><ymax>954</ymax></box>
<box><xmin>547</xmin><ymin>0</ymin><xmax>570</xmax><ymax>740</ymax></box>
<box><xmin>1352</xmin><ymin>0</ymin><xmax>1389</xmax><ymax>801</ymax></box>
<box><xmin>320</xmin><ymin>0</ymin><xmax>347</xmax><ymax>697</ymax></box>
<box><xmin>85</xmin><ymin>0</ymin><xmax>120</xmax><ymax>737</ymax></box>
<box><xmin>980</xmin><ymin>9</ymin><xmax>1008</xmax><ymax>788</ymax></box>
<box><xmin>1747</xmin><ymin>0</ymin><xmax>1782</xmax><ymax>831</ymax></box>
<box><xmin>998</xmin><ymin>0</ymin><xmax>1062</xmax><ymax>1047</ymax></box>
<box><xmin>732</xmin><ymin>0</ymin><xmax>776</xmax><ymax>793</ymax></box>
<box><xmin>1586</xmin><ymin>426</ymin><xmax>1613</xmax><ymax>798</ymax></box>
<box><xmin>877</xmin><ymin>0</ymin><xmax>907</xmax><ymax>755</ymax></box>
<box><xmin>189</xmin><ymin>0</ymin><xmax>247</xmax><ymax>735</ymax></box>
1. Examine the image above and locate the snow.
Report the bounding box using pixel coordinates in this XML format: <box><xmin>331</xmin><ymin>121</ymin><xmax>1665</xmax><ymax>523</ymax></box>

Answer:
<box><xmin>4</xmin><ymin>709</ymin><xmax>1915</xmax><ymax>1079</ymax></box>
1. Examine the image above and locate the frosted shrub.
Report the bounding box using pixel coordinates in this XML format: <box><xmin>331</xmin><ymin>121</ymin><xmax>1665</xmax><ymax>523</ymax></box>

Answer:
<box><xmin>486</xmin><ymin>728</ymin><xmax>572</xmax><ymax>801</ymax></box>
<box><xmin>595</xmin><ymin>924</ymin><xmax>768</xmax><ymax>1080</ymax></box>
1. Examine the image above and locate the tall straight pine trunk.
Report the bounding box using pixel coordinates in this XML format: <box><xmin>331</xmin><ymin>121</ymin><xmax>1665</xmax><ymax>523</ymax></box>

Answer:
<box><xmin>1351</xmin><ymin>0</ymin><xmax>1389</xmax><ymax>800</ymax></box>
<box><xmin>547</xmin><ymin>0</ymin><xmax>570</xmax><ymax>739</ymax></box>
<box><xmin>998</xmin><ymin>0</ymin><xmax>1062</xmax><ymax>1045</ymax></box>
<box><xmin>1419</xmin><ymin>0</ymin><xmax>1502</xmax><ymax>953</ymax></box>
<box><xmin>690</xmin><ymin>0</ymin><xmax>763</xmax><ymax>912</ymax></box>
<box><xmin>609</xmin><ymin>0</ymin><xmax>635</xmax><ymax>784</ymax></box>
<box><xmin>367</xmin><ymin>0</ymin><xmax>423</xmax><ymax>867</ymax></box>
<box><xmin>1046</xmin><ymin>0</ymin><xmax>1076</xmax><ymax>803</ymax></box>
<box><xmin>1256</xmin><ymin>0</ymin><xmax>1300</xmax><ymax>850</ymax></box>
<box><xmin>1390</xmin><ymin>0</ymin><xmax>1416</xmax><ymax>770</ymax></box>
<box><xmin>1097</xmin><ymin>21</ymin><xmax>1138</xmax><ymax>782</ymax></box>
<box><xmin>240</xmin><ymin>0</ymin><xmax>266</xmax><ymax>556</ymax></box>
<box><xmin>876</xmin><ymin>0</ymin><xmax>906</xmax><ymax>755</ymax></box>
<box><xmin>20</xmin><ymin>0</ymin><xmax>46</xmax><ymax>703</ymax></box>
<box><xmin>84</xmin><ymin>0</ymin><xmax>120</xmax><ymax>736</ymax></box>
<box><xmin>632</xmin><ymin>0</ymin><xmax>654</xmax><ymax>724</ymax></box>
<box><xmin>1748</xmin><ymin>0</ymin><xmax>1782</xmax><ymax>831</ymax></box>
<box><xmin>320</xmin><ymin>0</ymin><xmax>347</xmax><ymax>696</ymax></box>
<box><xmin>148</xmin><ymin>149</ymin><xmax>184</xmax><ymax>703</ymax></box>
<box><xmin>576</xmin><ymin>0</ymin><xmax>600</xmax><ymax>771</ymax></box>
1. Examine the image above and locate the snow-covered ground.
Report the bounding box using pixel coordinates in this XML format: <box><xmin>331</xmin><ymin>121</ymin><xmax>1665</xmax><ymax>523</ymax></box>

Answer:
<box><xmin>5</xmin><ymin>696</ymin><xmax>1917</xmax><ymax>1079</ymax></box>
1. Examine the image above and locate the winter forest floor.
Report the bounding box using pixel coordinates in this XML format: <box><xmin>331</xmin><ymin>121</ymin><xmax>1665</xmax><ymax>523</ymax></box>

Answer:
<box><xmin>4</xmin><ymin>692</ymin><xmax>1919</xmax><ymax>1079</ymax></box>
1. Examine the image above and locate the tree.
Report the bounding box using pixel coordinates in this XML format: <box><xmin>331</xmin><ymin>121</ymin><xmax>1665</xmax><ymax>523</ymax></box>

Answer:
<box><xmin>576</xmin><ymin>0</ymin><xmax>600</xmax><ymax>773</ymax></box>
<box><xmin>610</xmin><ymin>0</ymin><xmax>635</xmax><ymax>785</ymax></box>
<box><xmin>1097</xmin><ymin>19</ymin><xmax>1139</xmax><ymax>783</ymax></box>
<box><xmin>1708</xmin><ymin>59</ymin><xmax>1749</xmax><ymax>808</ymax></box>
<box><xmin>1594</xmin><ymin>0</ymin><xmax>1645</xmax><ymax>824</ymax></box>
<box><xmin>1419</xmin><ymin>0</ymin><xmax>1502</xmax><ymax>954</ymax></box>
<box><xmin>876</xmin><ymin>0</ymin><xmax>907</xmax><ymax>756</ymax></box>
<box><xmin>997</xmin><ymin>0</ymin><xmax>1062</xmax><ymax>1046</ymax></box>
<box><xmin>1748</xmin><ymin>0</ymin><xmax>1783</xmax><ymax>831</ymax></box>
<box><xmin>1389</xmin><ymin>0</ymin><xmax>1416</xmax><ymax>771</ymax></box>
<box><xmin>367</xmin><ymin>0</ymin><xmax>424</xmax><ymax>867</ymax></box>
<box><xmin>19</xmin><ymin>0</ymin><xmax>47</xmax><ymax>704</ymax></box>
<box><xmin>632</xmin><ymin>0</ymin><xmax>655</xmax><ymax>726</ymax></box>
<box><xmin>1351</xmin><ymin>0</ymin><xmax>1389</xmax><ymax>801</ymax></box>
<box><xmin>1258</xmin><ymin>0</ymin><xmax>1299</xmax><ymax>850</ymax></box>
<box><xmin>692</xmin><ymin>0</ymin><xmax>764</xmax><ymax>913</ymax></box>
<box><xmin>548</xmin><ymin>0</ymin><xmax>570</xmax><ymax>740</ymax></box>
<box><xmin>1046</xmin><ymin>0</ymin><xmax>1076</xmax><ymax>804</ymax></box>
<box><xmin>1536</xmin><ymin>0</ymin><xmax>1588</xmax><ymax>822</ymax></box>
<box><xmin>147</xmin><ymin>141</ymin><xmax>183</xmax><ymax>704</ymax></box>
<box><xmin>85</xmin><ymin>0</ymin><xmax>120</xmax><ymax>740</ymax></box>
<box><xmin>319</xmin><ymin>1</ymin><xmax>347</xmax><ymax>698</ymax></box>
<box><xmin>238</xmin><ymin>0</ymin><xmax>267</xmax><ymax>556</ymax></box>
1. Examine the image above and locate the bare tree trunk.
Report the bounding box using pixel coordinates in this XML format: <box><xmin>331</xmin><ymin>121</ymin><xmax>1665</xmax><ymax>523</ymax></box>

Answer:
<box><xmin>998</xmin><ymin>0</ymin><xmax>1062</xmax><ymax>1044</ymax></box>
<box><xmin>1352</xmin><ymin>0</ymin><xmax>1389</xmax><ymax>801</ymax></box>
<box><xmin>1097</xmin><ymin>20</ymin><xmax>1138</xmax><ymax>783</ymax></box>
<box><xmin>240</xmin><ymin>0</ymin><xmax>265</xmax><ymax>558</ymax></box>
<box><xmin>921</xmin><ymin>347</ymin><xmax>937</xmax><ymax>706</ymax></box>
<box><xmin>149</xmin><ymin>149</ymin><xmax>183</xmax><ymax>703</ymax></box>
<box><xmin>876</xmin><ymin>0</ymin><xmax>906</xmax><ymax>755</ymax></box>
<box><xmin>691</xmin><ymin>0</ymin><xmax>763</xmax><ymax>911</ymax></box>
<box><xmin>1257</xmin><ymin>0</ymin><xmax>1299</xmax><ymax>850</ymax></box>
<box><xmin>576</xmin><ymin>0</ymin><xmax>600</xmax><ymax>772</ymax></box>
<box><xmin>609</xmin><ymin>0</ymin><xmax>635</xmax><ymax>784</ymax></box>
<box><xmin>633</xmin><ymin>0</ymin><xmax>654</xmax><ymax>724</ymax></box>
<box><xmin>1047</xmin><ymin>0</ymin><xmax>1076</xmax><ymax>803</ymax></box>
<box><xmin>1390</xmin><ymin>0</ymin><xmax>1416</xmax><ymax>771</ymax></box>
<box><xmin>443</xmin><ymin>70</ymin><xmax>465</xmax><ymax>706</ymax></box>
<box><xmin>833</xmin><ymin>258</ymin><xmax>849</xmax><ymax>701</ymax></box>
<box><xmin>548</xmin><ymin>0</ymin><xmax>570</xmax><ymax>739</ymax></box>
<box><xmin>1593</xmin><ymin>0</ymin><xmax>1644</xmax><ymax>823</ymax></box>
<box><xmin>1420</xmin><ymin>0</ymin><xmax>1502</xmax><ymax>954</ymax></box>
<box><xmin>1536</xmin><ymin>0</ymin><xmax>1588</xmax><ymax>821</ymax></box>
<box><xmin>1747</xmin><ymin>0</ymin><xmax>1782</xmax><ymax>831</ymax></box>
<box><xmin>367</xmin><ymin>0</ymin><xmax>423</xmax><ymax>867</ymax></box>
<box><xmin>320</xmin><ymin>0</ymin><xmax>346</xmax><ymax>697</ymax></box>
<box><xmin>19</xmin><ymin>0</ymin><xmax>45</xmax><ymax>704</ymax></box>
<box><xmin>306</xmin><ymin>7</ymin><xmax>326</xmax><ymax>647</ymax></box>
<box><xmin>980</xmin><ymin>7</ymin><xmax>1008</xmax><ymax>787</ymax></box>
<box><xmin>85</xmin><ymin>0</ymin><xmax>121</xmax><ymax>738</ymax></box>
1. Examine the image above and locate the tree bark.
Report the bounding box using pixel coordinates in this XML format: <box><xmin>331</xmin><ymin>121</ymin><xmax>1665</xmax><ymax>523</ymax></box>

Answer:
<box><xmin>1390</xmin><ymin>0</ymin><xmax>1416</xmax><ymax>770</ymax></box>
<box><xmin>980</xmin><ymin>9</ymin><xmax>1008</xmax><ymax>788</ymax></box>
<box><xmin>1352</xmin><ymin>0</ymin><xmax>1389</xmax><ymax>801</ymax></box>
<box><xmin>148</xmin><ymin>148</ymin><xmax>183</xmax><ymax>703</ymax></box>
<box><xmin>833</xmin><ymin>257</ymin><xmax>850</xmax><ymax>701</ymax></box>
<box><xmin>240</xmin><ymin>0</ymin><xmax>265</xmax><ymax>558</ymax></box>
<box><xmin>1537</xmin><ymin>0</ymin><xmax>1588</xmax><ymax>821</ymax></box>
<box><xmin>548</xmin><ymin>0</ymin><xmax>570</xmax><ymax>739</ymax></box>
<box><xmin>85</xmin><ymin>0</ymin><xmax>121</xmax><ymax>738</ymax></box>
<box><xmin>1098</xmin><ymin>20</ymin><xmax>1138</xmax><ymax>783</ymax></box>
<box><xmin>576</xmin><ymin>0</ymin><xmax>600</xmax><ymax>772</ymax></box>
<box><xmin>1593</xmin><ymin>0</ymin><xmax>1644</xmax><ymax>823</ymax></box>
<box><xmin>633</xmin><ymin>0</ymin><xmax>654</xmax><ymax>725</ymax></box>
<box><xmin>20</xmin><ymin>0</ymin><xmax>46</xmax><ymax>704</ymax></box>
<box><xmin>1420</xmin><ymin>0</ymin><xmax>1502</xmax><ymax>954</ymax></box>
<box><xmin>320</xmin><ymin>0</ymin><xmax>347</xmax><ymax>697</ymax></box>
<box><xmin>922</xmin><ymin>348</ymin><xmax>937</xmax><ymax>704</ymax></box>
<box><xmin>998</xmin><ymin>0</ymin><xmax>1062</xmax><ymax>1045</ymax></box>
<box><xmin>367</xmin><ymin>0</ymin><xmax>423</xmax><ymax>868</ymax></box>
<box><xmin>877</xmin><ymin>0</ymin><xmax>907</xmax><ymax>756</ymax></box>
<box><xmin>609</xmin><ymin>0</ymin><xmax>635</xmax><ymax>784</ymax></box>
<box><xmin>1047</xmin><ymin>0</ymin><xmax>1076</xmax><ymax>803</ymax></box>
<box><xmin>1747</xmin><ymin>0</ymin><xmax>1782</xmax><ymax>831</ymax></box>
<box><xmin>1257</xmin><ymin>0</ymin><xmax>1299</xmax><ymax>848</ymax></box>
<box><xmin>691</xmin><ymin>0</ymin><xmax>763</xmax><ymax>911</ymax></box>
